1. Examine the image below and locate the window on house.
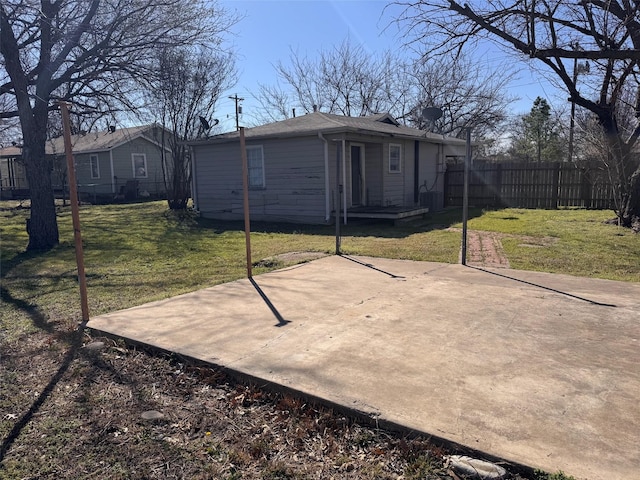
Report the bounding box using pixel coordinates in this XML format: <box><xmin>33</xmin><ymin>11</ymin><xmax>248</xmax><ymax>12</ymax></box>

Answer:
<box><xmin>132</xmin><ymin>153</ymin><xmax>147</xmax><ymax>178</ymax></box>
<box><xmin>389</xmin><ymin>144</ymin><xmax>401</xmax><ymax>173</ymax></box>
<box><xmin>90</xmin><ymin>154</ymin><xmax>100</xmax><ymax>179</ymax></box>
<box><xmin>246</xmin><ymin>145</ymin><xmax>265</xmax><ymax>188</ymax></box>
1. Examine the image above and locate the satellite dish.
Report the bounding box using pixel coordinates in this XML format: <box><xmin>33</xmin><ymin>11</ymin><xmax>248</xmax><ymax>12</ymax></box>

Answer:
<box><xmin>212</xmin><ymin>119</ymin><xmax>219</xmax><ymax>127</ymax></box>
<box><xmin>199</xmin><ymin>116</ymin><xmax>211</xmax><ymax>131</ymax></box>
<box><xmin>422</xmin><ymin>107</ymin><xmax>443</xmax><ymax>121</ymax></box>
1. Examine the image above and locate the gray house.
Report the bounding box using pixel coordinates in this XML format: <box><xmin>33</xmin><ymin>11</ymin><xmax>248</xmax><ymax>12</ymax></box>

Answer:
<box><xmin>1</xmin><ymin>124</ymin><xmax>170</xmax><ymax>201</ymax></box>
<box><xmin>190</xmin><ymin>112</ymin><xmax>467</xmax><ymax>224</ymax></box>
<box><xmin>47</xmin><ymin>124</ymin><xmax>171</xmax><ymax>201</ymax></box>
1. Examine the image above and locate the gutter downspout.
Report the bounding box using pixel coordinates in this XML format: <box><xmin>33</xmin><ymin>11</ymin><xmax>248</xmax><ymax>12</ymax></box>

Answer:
<box><xmin>318</xmin><ymin>131</ymin><xmax>330</xmax><ymax>222</ymax></box>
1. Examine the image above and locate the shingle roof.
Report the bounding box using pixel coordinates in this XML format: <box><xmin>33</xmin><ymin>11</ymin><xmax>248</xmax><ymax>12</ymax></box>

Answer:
<box><xmin>45</xmin><ymin>124</ymin><xmax>163</xmax><ymax>154</ymax></box>
<box><xmin>190</xmin><ymin>112</ymin><xmax>465</xmax><ymax>145</ymax></box>
<box><xmin>0</xmin><ymin>125</ymin><xmax>165</xmax><ymax>158</ymax></box>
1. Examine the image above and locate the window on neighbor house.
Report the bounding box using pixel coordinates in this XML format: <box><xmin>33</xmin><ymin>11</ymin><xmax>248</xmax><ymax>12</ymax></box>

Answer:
<box><xmin>132</xmin><ymin>153</ymin><xmax>147</xmax><ymax>178</ymax></box>
<box><xmin>246</xmin><ymin>145</ymin><xmax>265</xmax><ymax>188</ymax></box>
<box><xmin>389</xmin><ymin>144</ymin><xmax>401</xmax><ymax>173</ymax></box>
<box><xmin>90</xmin><ymin>154</ymin><xmax>100</xmax><ymax>179</ymax></box>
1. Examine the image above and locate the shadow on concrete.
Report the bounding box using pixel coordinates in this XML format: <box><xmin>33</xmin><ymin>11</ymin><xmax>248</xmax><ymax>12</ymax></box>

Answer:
<box><xmin>339</xmin><ymin>255</ymin><xmax>406</xmax><ymax>279</ymax></box>
<box><xmin>468</xmin><ymin>265</ymin><xmax>618</xmax><ymax>307</ymax></box>
<box><xmin>250</xmin><ymin>277</ymin><xmax>291</xmax><ymax>327</ymax></box>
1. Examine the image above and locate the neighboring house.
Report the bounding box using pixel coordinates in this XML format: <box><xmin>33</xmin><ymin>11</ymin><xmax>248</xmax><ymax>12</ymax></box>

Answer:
<box><xmin>0</xmin><ymin>146</ymin><xmax>28</xmax><ymax>199</ymax></box>
<box><xmin>47</xmin><ymin>124</ymin><xmax>171</xmax><ymax>202</ymax></box>
<box><xmin>189</xmin><ymin>112</ymin><xmax>467</xmax><ymax>224</ymax></box>
<box><xmin>1</xmin><ymin>124</ymin><xmax>171</xmax><ymax>202</ymax></box>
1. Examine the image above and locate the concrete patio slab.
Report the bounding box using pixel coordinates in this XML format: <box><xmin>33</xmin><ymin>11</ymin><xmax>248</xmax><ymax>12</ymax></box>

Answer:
<box><xmin>87</xmin><ymin>255</ymin><xmax>640</xmax><ymax>480</ymax></box>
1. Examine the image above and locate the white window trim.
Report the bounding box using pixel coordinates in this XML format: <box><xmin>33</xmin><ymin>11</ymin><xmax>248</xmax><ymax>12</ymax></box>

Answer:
<box><xmin>90</xmin><ymin>154</ymin><xmax>100</xmax><ymax>179</ymax></box>
<box><xmin>246</xmin><ymin>145</ymin><xmax>265</xmax><ymax>188</ymax></box>
<box><xmin>389</xmin><ymin>144</ymin><xmax>402</xmax><ymax>173</ymax></box>
<box><xmin>132</xmin><ymin>153</ymin><xmax>148</xmax><ymax>178</ymax></box>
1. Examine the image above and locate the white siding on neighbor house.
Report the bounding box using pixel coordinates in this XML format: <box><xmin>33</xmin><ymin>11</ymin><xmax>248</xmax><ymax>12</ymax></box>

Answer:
<box><xmin>195</xmin><ymin>136</ymin><xmax>327</xmax><ymax>223</ymax></box>
<box><xmin>383</xmin><ymin>141</ymin><xmax>406</xmax><ymax>206</ymax></box>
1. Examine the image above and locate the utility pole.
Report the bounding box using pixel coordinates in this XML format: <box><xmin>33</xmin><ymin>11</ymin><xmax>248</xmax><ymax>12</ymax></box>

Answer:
<box><xmin>229</xmin><ymin>94</ymin><xmax>244</xmax><ymax>131</ymax></box>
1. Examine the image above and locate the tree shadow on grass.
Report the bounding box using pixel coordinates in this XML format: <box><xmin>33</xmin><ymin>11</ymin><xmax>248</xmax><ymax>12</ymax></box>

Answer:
<box><xmin>0</xmin><ymin>251</ymin><xmax>55</xmax><ymax>333</ymax></box>
<box><xmin>0</xmin><ymin>321</ymin><xmax>86</xmax><ymax>463</ymax></box>
<box><xmin>192</xmin><ymin>207</ymin><xmax>485</xmax><ymax>240</ymax></box>
<box><xmin>0</xmin><ymin>286</ymin><xmax>53</xmax><ymax>333</ymax></box>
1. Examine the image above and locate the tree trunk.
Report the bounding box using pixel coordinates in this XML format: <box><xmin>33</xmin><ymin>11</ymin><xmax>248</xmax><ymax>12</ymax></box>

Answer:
<box><xmin>600</xmin><ymin>114</ymin><xmax>640</xmax><ymax>230</ymax></box>
<box><xmin>166</xmin><ymin>143</ymin><xmax>190</xmax><ymax>210</ymax></box>
<box><xmin>22</xmin><ymin>128</ymin><xmax>59</xmax><ymax>251</ymax></box>
<box><xmin>619</xmin><ymin>163</ymin><xmax>640</xmax><ymax>231</ymax></box>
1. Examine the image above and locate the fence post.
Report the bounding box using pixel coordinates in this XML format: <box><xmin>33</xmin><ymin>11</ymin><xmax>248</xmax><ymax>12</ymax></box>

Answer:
<box><xmin>552</xmin><ymin>162</ymin><xmax>560</xmax><ymax>209</ymax></box>
<box><xmin>495</xmin><ymin>163</ymin><xmax>502</xmax><ymax>208</ymax></box>
<box><xmin>580</xmin><ymin>169</ymin><xmax>591</xmax><ymax>209</ymax></box>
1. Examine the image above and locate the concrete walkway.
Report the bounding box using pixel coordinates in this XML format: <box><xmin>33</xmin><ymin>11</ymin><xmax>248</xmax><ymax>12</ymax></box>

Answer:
<box><xmin>87</xmin><ymin>256</ymin><xmax>640</xmax><ymax>480</ymax></box>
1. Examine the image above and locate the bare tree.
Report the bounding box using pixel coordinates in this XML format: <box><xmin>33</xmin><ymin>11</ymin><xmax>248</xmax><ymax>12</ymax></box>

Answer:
<box><xmin>254</xmin><ymin>38</ymin><xmax>513</xmax><ymax>143</ymax></box>
<box><xmin>0</xmin><ymin>0</ymin><xmax>234</xmax><ymax>250</ymax></box>
<box><xmin>256</xmin><ymin>38</ymin><xmax>412</xmax><ymax>119</ymax></box>
<box><xmin>147</xmin><ymin>46</ymin><xmax>236</xmax><ymax>210</ymax></box>
<box><xmin>254</xmin><ymin>83</ymin><xmax>295</xmax><ymax>124</ymax></box>
<box><xmin>394</xmin><ymin>0</ymin><xmax>640</xmax><ymax>229</ymax></box>
<box><xmin>406</xmin><ymin>54</ymin><xmax>514</xmax><ymax>138</ymax></box>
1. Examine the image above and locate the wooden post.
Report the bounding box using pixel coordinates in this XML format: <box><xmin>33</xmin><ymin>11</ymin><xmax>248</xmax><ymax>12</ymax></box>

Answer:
<box><xmin>335</xmin><ymin>141</ymin><xmax>341</xmax><ymax>255</ymax></box>
<box><xmin>461</xmin><ymin>128</ymin><xmax>471</xmax><ymax>266</ymax></box>
<box><xmin>239</xmin><ymin>127</ymin><xmax>252</xmax><ymax>278</ymax></box>
<box><xmin>58</xmin><ymin>101</ymin><xmax>90</xmax><ymax>322</ymax></box>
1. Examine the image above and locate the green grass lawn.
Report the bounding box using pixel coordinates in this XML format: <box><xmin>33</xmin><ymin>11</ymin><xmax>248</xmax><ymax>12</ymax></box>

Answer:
<box><xmin>1</xmin><ymin>201</ymin><xmax>638</xmax><ymax>336</ymax></box>
<box><xmin>464</xmin><ymin>207</ymin><xmax>639</xmax><ymax>282</ymax></box>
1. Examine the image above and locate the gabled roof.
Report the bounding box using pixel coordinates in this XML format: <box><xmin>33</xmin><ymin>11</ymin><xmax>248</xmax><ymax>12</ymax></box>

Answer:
<box><xmin>189</xmin><ymin>112</ymin><xmax>466</xmax><ymax>146</ymax></box>
<box><xmin>46</xmin><ymin>124</ymin><xmax>168</xmax><ymax>154</ymax></box>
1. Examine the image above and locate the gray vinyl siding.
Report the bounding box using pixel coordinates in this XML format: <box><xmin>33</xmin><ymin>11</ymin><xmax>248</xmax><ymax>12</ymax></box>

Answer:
<box><xmin>63</xmin><ymin>136</ymin><xmax>167</xmax><ymax>199</ymax></box>
<box><xmin>383</xmin><ymin>142</ymin><xmax>405</xmax><ymax>206</ymax></box>
<box><xmin>111</xmin><ymin>137</ymin><xmax>165</xmax><ymax>196</ymax></box>
<box><xmin>74</xmin><ymin>152</ymin><xmax>112</xmax><ymax>195</ymax></box>
<box><xmin>418</xmin><ymin>142</ymin><xmax>465</xmax><ymax>212</ymax></box>
<box><xmin>418</xmin><ymin>142</ymin><xmax>441</xmax><ymax>192</ymax></box>
<box><xmin>195</xmin><ymin>136</ymin><xmax>327</xmax><ymax>223</ymax></box>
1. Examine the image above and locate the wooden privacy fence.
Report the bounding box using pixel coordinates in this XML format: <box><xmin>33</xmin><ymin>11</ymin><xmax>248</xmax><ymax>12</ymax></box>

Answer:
<box><xmin>444</xmin><ymin>161</ymin><xmax>619</xmax><ymax>209</ymax></box>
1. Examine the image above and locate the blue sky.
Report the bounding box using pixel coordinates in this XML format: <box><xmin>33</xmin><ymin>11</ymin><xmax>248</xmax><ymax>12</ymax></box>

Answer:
<box><xmin>216</xmin><ymin>0</ymin><xmax>564</xmax><ymax>132</ymax></box>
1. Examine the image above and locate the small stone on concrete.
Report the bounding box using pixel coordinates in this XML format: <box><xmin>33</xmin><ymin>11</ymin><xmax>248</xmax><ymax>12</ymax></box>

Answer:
<box><xmin>445</xmin><ymin>455</ymin><xmax>507</xmax><ymax>479</ymax></box>
<box><xmin>141</xmin><ymin>410</ymin><xmax>164</xmax><ymax>421</ymax></box>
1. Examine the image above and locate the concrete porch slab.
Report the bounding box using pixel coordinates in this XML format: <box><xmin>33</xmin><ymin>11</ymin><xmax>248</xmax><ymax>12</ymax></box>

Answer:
<box><xmin>87</xmin><ymin>255</ymin><xmax>640</xmax><ymax>480</ymax></box>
